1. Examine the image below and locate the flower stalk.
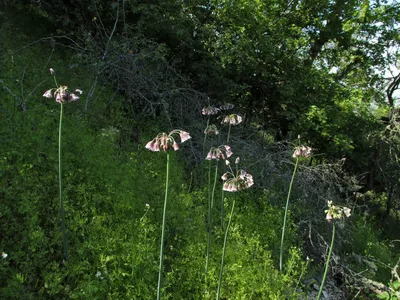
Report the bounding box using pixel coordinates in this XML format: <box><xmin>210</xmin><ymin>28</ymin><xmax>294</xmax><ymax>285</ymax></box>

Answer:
<box><xmin>157</xmin><ymin>152</ymin><xmax>170</xmax><ymax>300</ymax></box>
<box><xmin>279</xmin><ymin>157</ymin><xmax>298</xmax><ymax>272</ymax></box>
<box><xmin>206</xmin><ymin>161</ymin><xmax>219</xmax><ymax>274</ymax></box>
<box><xmin>59</xmin><ymin>103</ymin><xmax>68</xmax><ymax>261</ymax></box>
<box><xmin>216</xmin><ymin>199</ymin><xmax>235</xmax><ymax>300</ymax></box>
<box><xmin>316</xmin><ymin>223</ymin><xmax>335</xmax><ymax>300</ymax></box>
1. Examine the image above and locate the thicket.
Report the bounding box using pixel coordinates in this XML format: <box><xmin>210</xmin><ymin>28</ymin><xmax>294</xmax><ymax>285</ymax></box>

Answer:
<box><xmin>1</xmin><ymin>1</ymin><xmax>400</xmax><ymax>299</ymax></box>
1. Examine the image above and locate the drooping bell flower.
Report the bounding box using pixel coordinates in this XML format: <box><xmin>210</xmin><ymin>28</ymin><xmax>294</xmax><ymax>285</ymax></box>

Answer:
<box><xmin>43</xmin><ymin>85</ymin><xmax>82</xmax><ymax>104</ymax></box>
<box><xmin>145</xmin><ymin>130</ymin><xmax>191</xmax><ymax>152</ymax></box>
<box><xmin>205</xmin><ymin>145</ymin><xmax>232</xmax><ymax>161</ymax></box>
<box><xmin>202</xmin><ymin>105</ymin><xmax>220</xmax><ymax>116</ymax></box>
<box><xmin>220</xmin><ymin>114</ymin><xmax>243</xmax><ymax>125</ymax></box>
<box><xmin>221</xmin><ymin>159</ymin><xmax>254</xmax><ymax>192</ymax></box>
<box><xmin>292</xmin><ymin>145</ymin><xmax>312</xmax><ymax>158</ymax></box>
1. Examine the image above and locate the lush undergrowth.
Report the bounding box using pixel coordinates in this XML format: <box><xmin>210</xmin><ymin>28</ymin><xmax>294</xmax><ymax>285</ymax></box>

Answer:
<box><xmin>1</xmin><ymin>5</ymin><xmax>399</xmax><ymax>300</ymax></box>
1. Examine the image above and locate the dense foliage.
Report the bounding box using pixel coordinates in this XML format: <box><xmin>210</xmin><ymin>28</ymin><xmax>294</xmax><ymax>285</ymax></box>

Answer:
<box><xmin>1</xmin><ymin>1</ymin><xmax>399</xmax><ymax>299</ymax></box>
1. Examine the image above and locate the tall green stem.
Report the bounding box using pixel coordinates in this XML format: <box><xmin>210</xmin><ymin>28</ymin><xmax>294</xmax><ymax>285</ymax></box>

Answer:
<box><xmin>59</xmin><ymin>103</ymin><xmax>68</xmax><ymax>261</ymax></box>
<box><xmin>216</xmin><ymin>199</ymin><xmax>235</xmax><ymax>300</ymax></box>
<box><xmin>202</xmin><ymin>118</ymin><xmax>210</xmax><ymax>159</ymax></box>
<box><xmin>317</xmin><ymin>223</ymin><xmax>335</xmax><ymax>300</ymax></box>
<box><xmin>157</xmin><ymin>153</ymin><xmax>170</xmax><ymax>300</ymax></box>
<box><xmin>220</xmin><ymin>189</ymin><xmax>225</xmax><ymax>230</ymax></box>
<box><xmin>279</xmin><ymin>157</ymin><xmax>299</xmax><ymax>272</ymax></box>
<box><xmin>226</xmin><ymin>123</ymin><xmax>231</xmax><ymax>144</ymax></box>
<box><xmin>206</xmin><ymin>163</ymin><xmax>219</xmax><ymax>274</ymax></box>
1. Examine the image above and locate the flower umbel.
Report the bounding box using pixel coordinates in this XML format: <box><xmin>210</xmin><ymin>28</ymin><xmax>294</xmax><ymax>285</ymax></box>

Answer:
<box><xmin>219</xmin><ymin>103</ymin><xmax>234</xmax><ymax>111</ymax></box>
<box><xmin>293</xmin><ymin>145</ymin><xmax>312</xmax><ymax>158</ymax></box>
<box><xmin>325</xmin><ymin>201</ymin><xmax>351</xmax><ymax>221</ymax></box>
<box><xmin>43</xmin><ymin>85</ymin><xmax>82</xmax><ymax>104</ymax></box>
<box><xmin>145</xmin><ymin>130</ymin><xmax>191</xmax><ymax>152</ymax></box>
<box><xmin>221</xmin><ymin>166</ymin><xmax>254</xmax><ymax>192</ymax></box>
<box><xmin>220</xmin><ymin>114</ymin><xmax>243</xmax><ymax>125</ymax></box>
<box><xmin>206</xmin><ymin>145</ymin><xmax>232</xmax><ymax>161</ymax></box>
<box><xmin>202</xmin><ymin>105</ymin><xmax>220</xmax><ymax>116</ymax></box>
<box><xmin>204</xmin><ymin>124</ymin><xmax>219</xmax><ymax>136</ymax></box>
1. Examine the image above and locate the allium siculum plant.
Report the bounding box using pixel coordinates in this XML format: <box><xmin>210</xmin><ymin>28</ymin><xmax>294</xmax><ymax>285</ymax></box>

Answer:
<box><xmin>317</xmin><ymin>201</ymin><xmax>351</xmax><ymax>300</ymax></box>
<box><xmin>43</xmin><ymin>68</ymin><xmax>82</xmax><ymax>262</ymax></box>
<box><xmin>204</xmin><ymin>145</ymin><xmax>233</xmax><ymax>275</ymax></box>
<box><xmin>217</xmin><ymin>158</ymin><xmax>253</xmax><ymax>300</ymax></box>
<box><xmin>279</xmin><ymin>139</ymin><xmax>312</xmax><ymax>272</ymax></box>
<box><xmin>201</xmin><ymin>103</ymin><xmax>234</xmax><ymax>157</ymax></box>
<box><xmin>202</xmin><ymin>105</ymin><xmax>220</xmax><ymax>158</ymax></box>
<box><xmin>145</xmin><ymin>130</ymin><xmax>191</xmax><ymax>300</ymax></box>
<box><xmin>219</xmin><ymin>113</ymin><xmax>242</xmax><ymax>229</ymax></box>
<box><xmin>220</xmin><ymin>113</ymin><xmax>242</xmax><ymax>144</ymax></box>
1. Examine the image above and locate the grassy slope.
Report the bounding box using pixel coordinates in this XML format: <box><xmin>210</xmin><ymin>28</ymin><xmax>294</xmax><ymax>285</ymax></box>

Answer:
<box><xmin>0</xmin><ymin>5</ymin><xmax>306</xmax><ymax>300</ymax></box>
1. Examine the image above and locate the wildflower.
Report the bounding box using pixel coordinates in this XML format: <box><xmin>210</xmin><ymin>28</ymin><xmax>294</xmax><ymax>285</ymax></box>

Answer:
<box><xmin>324</xmin><ymin>201</ymin><xmax>351</xmax><ymax>221</ymax></box>
<box><xmin>145</xmin><ymin>203</ymin><xmax>150</xmax><ymax>208</ymax></box>
<box><xmin>292</xmin><ymin>145</ymin><xmax>312</xmax><ymax>158</ymax></box>
<box><xmin>205</xmin><ymin>145</ymin><xmax>232</xmax><ymax>160</ymax></box>
<box><xmin>220</xmin><ymin>103</ymin><xmax>234</xmax><ymax>111</ymax></box>
<box><xmin>202</xmin><ymin>106</ymin><xmax>220</xmax><ymax>116</ymax></box>
<box><xmin>343</xmin><ymin>207</ymin><xmax>351</xmax><ymax>218</ymax></box>
<box><xmin>145</xmin><ymin>130</ymin><xmax>191</xmax><ymax>152</ymax></box>
<box><xmin>204</xmin><ymin>124</ymin><xmax>219</xmax><ymax>136</ymax></box>
<box><xmin>49</xmin><ymin>68</ymin><xmax>55</xmax><ymax>75</ymax></box>
<box><xmin>1</xmin><ymin>252</ymin><xmax>7</xmax><ymax>259</ymax></box>
<box><xmin>221</xmin><ymin>164</ymin><xmax>254</xmax><ymax>192</ymax></box>
<box><xmin>220</xmin><ymin>114</ymin><xmax>243</xmax><ymax>125</ymax></box>
<box><xmin>43</xmin><ymin>85</ymin><xmax>82</xmax><ymax>104</ymax></box>
<box><xmin>43</xmin><ymin>89</ymin><xmax>53</xmax><ymax>98</ymax></box>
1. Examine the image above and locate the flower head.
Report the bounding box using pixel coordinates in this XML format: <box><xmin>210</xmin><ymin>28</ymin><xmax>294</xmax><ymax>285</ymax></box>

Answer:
<box><xmin>221</xmin><ymin>168</ymin><xmax>254</xmax><ymax>192</ymax></box>
<box><xmin>204</xmin><ymin>124</ymin><xmax>219</xmax><ymax>136</ymax></box>
<box><xmin>145</xmin><ymin>130</ymin><xmax>191</xmax><ymax>152</ymax></box>
<box><xmin>293</xmin><ymin>145</ymin><xmax>312</xmax><ymax>158</ymax></box>
<box><xmin>49</xmin><ymin>68</ymin><xmax>55</xmax><ymax>75</ymax></box>
<box><xmin>43</xmin><ymin>85</ymin><xmax>82</xmax><ymax>104</ymax></box>
<box><xmin>324</xmin><ymin>201</ymin><xmax>351</xmax><ymax>222</ymax></box>
<box><xmin>1</xmin><ymin>252</ymin><xmax>7</xmax><ymax>259</ymax></box>
<box><xmin>220</xmin><ymin>114</ymin><xmax>243</xmax><ymax>125</ymax></box>
<box><xmin>202</xmin><ymin>105</ymin><xmax>220</xmax><ymax>116</ymax></box>
<box><xmin>205</xmin><ymin>145</ymin><xmax>232</xmax><ymax>161</ymax></box>
<box><xmin>220</xmin><ymin>103</ymin><xmax>234</xmax><ymax>111</ymax></box>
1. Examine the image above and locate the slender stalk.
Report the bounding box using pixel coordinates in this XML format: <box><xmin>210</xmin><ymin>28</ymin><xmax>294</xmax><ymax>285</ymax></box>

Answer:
<box><xmin>317</xmin><ymin>223</ymin><xmax>335</xmax><ymax>300</ymax></box>
<box><xmin>220</xmin><ymin>189</ymin><xmax>225</xmax><ymax>230</ymax></box>
<box><xmin>206</xmin><ymin>163</ymin><xmax>219</xmax><ymax>274</ymax></box>
<box><xmin>226</xmin><ymin>123</ymin><xmax>231</xmax><ymax>144</ymax></box>
<box><xmin>279</xmin><ymin>157</ymin><xmax>299</xmax><ymax>272</ymax></box>
<box><xmin>59</xmin><ymin>103</ymin><xmax>68</xmax><ymax>261</ymax></box>
<box><xmin>157</xmin><ymin>153</ymin><xmax>170</xmax><ymax>300</ymax></box>
<box><xmin>202</xmin><ymin>118</ymin><xmax>210</xmax><ymax>156</ymax></box>
<box><xmin>216</xmin><ymin>199</ymin><xmax>235</xmax><ymax>300</ymax></box>
<box><xmin>205</xmin><ymin>159</ymin><xmax>212</xmax><ymax>273</ymax></box>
